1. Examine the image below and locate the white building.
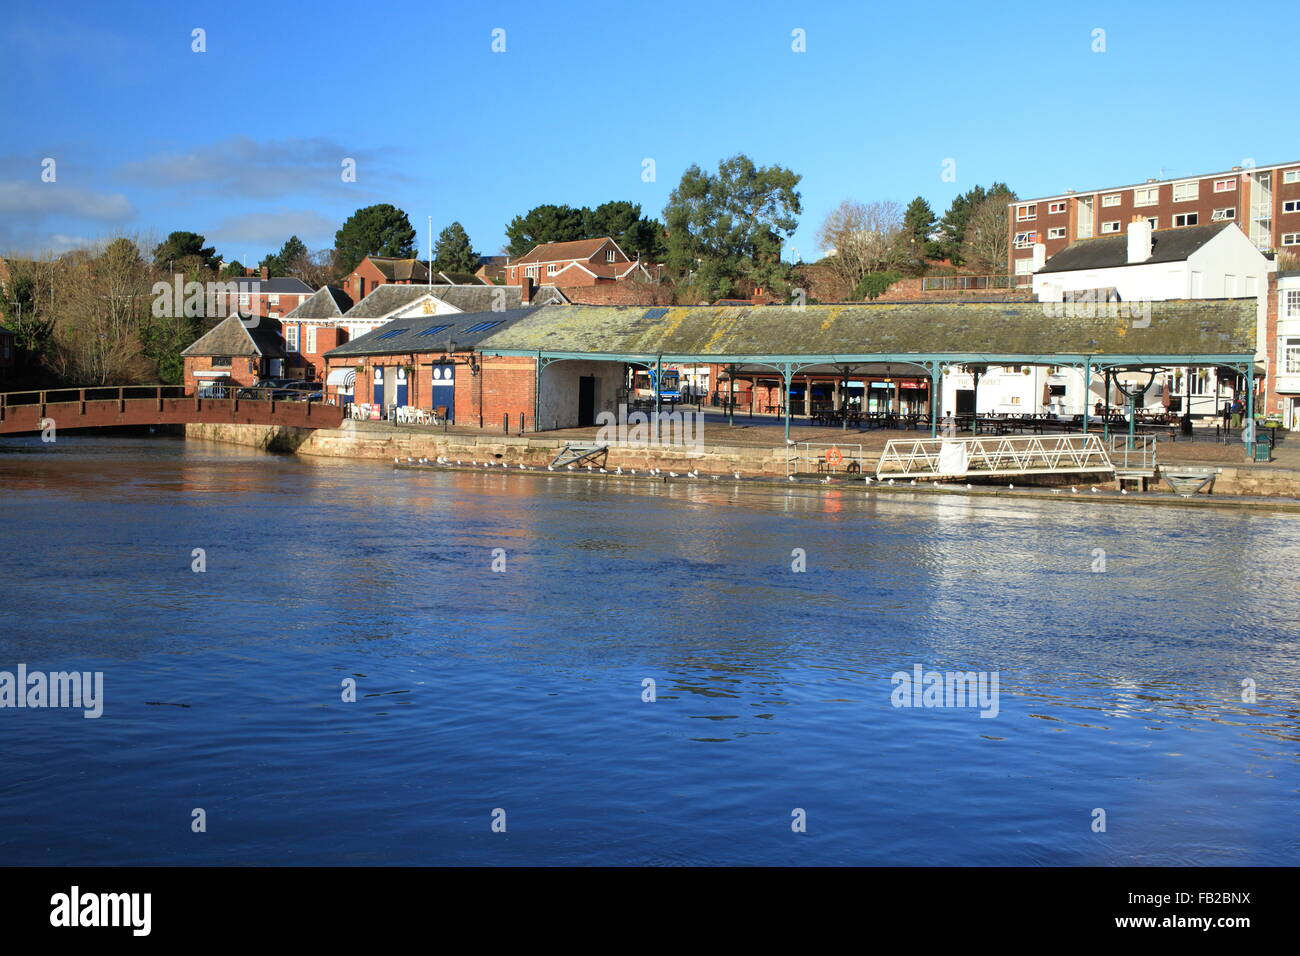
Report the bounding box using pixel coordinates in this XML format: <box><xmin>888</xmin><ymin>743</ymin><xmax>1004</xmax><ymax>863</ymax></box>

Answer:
<box><xmin>1273</xmin><ymin>272</ymin><xmax>1300</xmax><ymax>430</ymax></box>
<box><xmin>948</xmin><ymin>221</ymin><xmax>1273</xmax><ymax>418</ymax></box>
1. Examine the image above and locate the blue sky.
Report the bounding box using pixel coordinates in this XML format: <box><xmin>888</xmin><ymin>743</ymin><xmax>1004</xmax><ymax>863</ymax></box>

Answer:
<box><xmin>1</xmin><ymin>0</ymin><xmax>1296</xmax><ymax>264</ymax></box>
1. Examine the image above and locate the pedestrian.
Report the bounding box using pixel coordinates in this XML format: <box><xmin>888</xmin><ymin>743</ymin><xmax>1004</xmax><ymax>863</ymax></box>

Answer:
<box><xmin>1230</xmin><ymin>398</ymin><xmax>1243</xmax><ymax>430</ymax></box>
<box><xmin>1180</xmin><ymin>410</ymin><xmax>1193</xmax><ymax>437</ymax></box>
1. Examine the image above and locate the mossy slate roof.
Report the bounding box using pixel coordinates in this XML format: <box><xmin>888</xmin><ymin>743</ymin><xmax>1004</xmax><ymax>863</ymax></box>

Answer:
<box><xmin>476</xmin><ymin>301</ymin><xmax>1257</xmax><ymax>358</ymax></box>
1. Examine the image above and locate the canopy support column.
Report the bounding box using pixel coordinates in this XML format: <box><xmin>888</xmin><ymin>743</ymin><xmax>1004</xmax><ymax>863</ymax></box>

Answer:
<box><xmin>929</xmin><ymin>363</ymin><xmax>940</xmax><ymax>437</ymax></box>
<box><xmin>1082</xmin><ymin>362</ymin><xmax>1091</xmax><ymax>434</ymax></box>
<box><xmin>782</xmin><ymin>365</ymin><xmax>793</xmax><ymax>443</ymax></box>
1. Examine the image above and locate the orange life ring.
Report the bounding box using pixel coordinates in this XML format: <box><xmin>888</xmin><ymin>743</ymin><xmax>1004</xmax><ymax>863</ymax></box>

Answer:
<box><xmin>825</xmin><ymin>446</ymin><xmax>844</xmax><ymax>466</ymax></box>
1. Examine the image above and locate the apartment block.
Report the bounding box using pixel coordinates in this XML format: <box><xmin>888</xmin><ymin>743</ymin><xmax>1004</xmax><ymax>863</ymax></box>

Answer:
<box><xmin>1008</xmin><ymin>160</ymin><xmax>1300</xmax><ymax>279</ymax></box>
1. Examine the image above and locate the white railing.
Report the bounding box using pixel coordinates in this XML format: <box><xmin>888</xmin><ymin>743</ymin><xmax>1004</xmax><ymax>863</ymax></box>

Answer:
<box><xmin>876</xmin><ymin>434</ymin><xmax>1113</xmax><ymax>479</ymax></box>
<box><xmin>1108</xmin><ymin>434</ymin><xmax>1157</xmax><ymax>472</ymax></box>
<box><xmin>786</xmin><ymin>441</ymin><xmax>865</xmax><ymax>476</ymax></box>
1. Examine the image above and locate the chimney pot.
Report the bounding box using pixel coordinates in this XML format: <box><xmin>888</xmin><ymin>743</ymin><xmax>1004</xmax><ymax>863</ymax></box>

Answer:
<box><xmin>1127</xmin><ymin>218</ymin><xmax>1153</xmax><ymax>264</ymax></box>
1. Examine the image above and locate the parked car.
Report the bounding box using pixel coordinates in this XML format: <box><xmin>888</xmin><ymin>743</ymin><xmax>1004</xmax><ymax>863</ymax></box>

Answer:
<box><xmin>236</xmin><ymin>378</ymin><xmax>295</xmax><ymax>400</ymax></box>
<box><xmin>281</xmin><ymin>381</ymin><xmax>323</xmax><ymax>401</ymax></box>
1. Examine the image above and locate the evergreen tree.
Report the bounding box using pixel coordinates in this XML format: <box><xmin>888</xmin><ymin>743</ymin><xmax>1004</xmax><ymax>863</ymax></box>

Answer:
<box><xmin>432</xmin><ymin>222</ymin><xmax>479</xmax><ymax>274</ymax></box>
<box><xmin>334</xmin><ymin>204</ymin><xmax>416</xmax><ymax>274</ymax></box>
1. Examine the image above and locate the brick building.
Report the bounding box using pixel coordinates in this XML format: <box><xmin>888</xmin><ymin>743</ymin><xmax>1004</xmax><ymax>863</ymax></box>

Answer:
<box><xmin>214</xmin><ymin>272</ymin><xmax>313</xmax><ymax>318</ymax></box>
<box><xmin>505</xmin><ymin>237</ymin><xmax>657</xmax><ymax>287</ymax></box>
<box><xmin>321</xmin><ymin>307</ymin><xmax>545</xmax><ymax>427</ymax></box>
<box><xmin>1008</xmin><ymin>159</ymin><xmax>1300</xmax><ymax>280</ymax></box>
<box><xmin>181</xmin><ymin>314</ymin><xmax>287</xmax><ymax>392</ymax></box>
<box><xmin>277</xmin><ymin>285</ymin><xmax>354</xmax><ymax>382</ymax></box>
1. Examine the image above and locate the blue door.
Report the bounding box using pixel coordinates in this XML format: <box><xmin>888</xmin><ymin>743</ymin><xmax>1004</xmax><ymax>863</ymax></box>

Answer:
<box><xmin>396</xmin><ymin>367</ymin><xmax>408</xmax><ymax>407</ymax></box>
<box><xmin>373</xmin><ymin>366</ymin><xmax>384</xmax><ymax>405</ymax></box>
<box><xmin>432</xmin><ymin>364</ymin><xmax>455</xmax><ymax>421</ymax></box>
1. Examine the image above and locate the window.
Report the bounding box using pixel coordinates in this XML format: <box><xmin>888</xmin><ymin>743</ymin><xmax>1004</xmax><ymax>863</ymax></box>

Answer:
<box><xmin>1048</xmin><ymin>201</ymin><xmax>1066</xmax><ymax>214</ymax></box>
<box><xmin>1102</xmin><ymin>194</ymin><xmax>1121</xmax><ymax>207</ymax></box>
<box><xmin>269</xmin><ymin>293</ymin><xmax>280</xmax><ymax>306</ymax></box>
<box><xmin>526</xmin><ymin>266</ymin><xmax>538</xmax><ymax>278</ymax></box>
<box><xmin>1284</xmin><ymin>290</ymin><xmax>1300</xmax><ymax>317</ymax></box>
<box><xmin>1285</xmin><ymin>337</ymin><xmax>1300</xmax><ymax>375</ymax></box>
<box><xmin>1213</xmin><ymin>179</ymin><xmax>1236</xmax><ymax>192</ymax></box>
<box><xmin>1013</xmin><ymin>231</ymin><xmax>1037</xmax><ymax>249</ymax></box>
<box><xmin>1134</xmin><ymin>187</ymin><xmax>1159</xmax><ymax>206</ymax></box>
<box><xmin>305</xmin><ymin>326</ymin><xmax>317</xmax><ymax>354</ymax></box>
<box><xmin>461</xmin><ymin>320</ymin><xmax>503</xmax><ymax>334</ymax></box>
<box><xmin>212</xmin><ymin>355</ymin><xmax>231</xmax><ymax>368</ymax></box>
<box><xmin>1172</xmin><ymin>181</ymin><xmax>1198</xmax><ymax>202</ymax></box>
<box><xmin>1283</xmin><ymin>233</ymin><xmax>1300</xmax><ymax>246</ymax></box>
<box><xmin>547</xmin><ymin>263</ymin><xmax>557</xmax><ymax>275</ymax></box>
<box><xmin>1145</xmin><ymin>216</ymin><xmax>1159</xmax><ymax>229</ymax></box>
<box><xmin>1016</xmin><ymin>204</ymin><xmax>1037</xmax><ymax>220</ymax></box>
<box><xmin>1284</xmin><ymin>170</ymin><xmax>1300</xmax><ymax>184</ymax></box>
<box><xmin>1047</xmin><ymin>227</ymin><xmax>1066</xmax><ymax>239</ymax></box>
<box><xmin>375</xmin><ymin>329</ymin><xmax>406</xmax><ymax>340</ymax></box>
<box><xmin>1014</xmin><ymin>258</ymin><xmax>1035</xmax><ymax>275</ymax></box>
<box><xmin>285</xmin><ymin>326</ymin><xmax>299</xmax><ymax>352</ymax></box>
<box><xmin>417</xmin><ymin>324</ymin><xmax>452</xmax><ymax>337</ymax></box>
<box><xmin>605</xmin><ymin>249</ymin><xmax>616</xmax><ymax>262</ymax></box>
<box><xmin>1283</xmin><ymin>200</ymin><xmax>1300</xmax><ymax>214</ymax></box>
<box><xmin>1174</xmin><ymin>212</ymin><xmax>1198</xmax><ymax>227</ymax></box>
<box><xmin>1101</xmin><ymin>220</ymin><xmax>1121</xmax><ymax>233</ymax></box>
<box><xmin>1211</xmin><ymin>207</ymin><xmax>1236</xmax><ymax>220</ymax></box>
<box><xmin>239</xmin><ymin>292</ymin><xmax>250</xmax><ymax>307</ymax></box>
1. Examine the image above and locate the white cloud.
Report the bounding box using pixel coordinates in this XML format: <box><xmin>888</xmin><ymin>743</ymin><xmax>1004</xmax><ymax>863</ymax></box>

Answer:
<box><xmin>119</xmin><ymin>136</ymin><xmax>405</xmax><ymax>199</ymax></box>
<box><xmin>0</xmin><ymin>181</ymin><xmax>134</xmax><ymax>220</ymax></box>
<box><xmin>209</xmin><ymin>210</ymin><xmax>338</xmax><ymax>248</ymax></box>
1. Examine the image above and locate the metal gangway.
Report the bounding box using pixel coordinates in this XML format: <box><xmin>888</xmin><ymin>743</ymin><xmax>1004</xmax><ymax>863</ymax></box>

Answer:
<box><xmin>1109</xmin><ymin>435</ymin><xmax>1158</xmax><ymax>491</ymax></box>
<box><xmin>876</xmin><ymin>434</ymin><xmax>1114</xmax><ymax>480</ymax></box>
<box><xmin>786</xmin><ymin>441</ymin><xmax>866</xmax><ymax>477</ymax></box>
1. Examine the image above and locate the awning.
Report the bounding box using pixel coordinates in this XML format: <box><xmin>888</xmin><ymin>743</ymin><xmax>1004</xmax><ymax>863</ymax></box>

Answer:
<box><xmin>326</xmin><ymin>368</ymin><xmax>357</xmax><ymax>388</ymax></box>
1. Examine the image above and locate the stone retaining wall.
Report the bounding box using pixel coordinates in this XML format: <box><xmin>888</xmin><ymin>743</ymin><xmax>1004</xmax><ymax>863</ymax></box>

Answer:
<box><xmin>185</xmin><ymin>422</ymin><xmax>1300</xmax><ymax>496</ymax></box>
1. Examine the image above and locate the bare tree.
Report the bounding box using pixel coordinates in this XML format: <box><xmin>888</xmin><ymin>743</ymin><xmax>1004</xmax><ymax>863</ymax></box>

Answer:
<box><xmin>816</xmin><ymin>200</ymin><xmax>904</xmax><ymax>294</ymax></box>
<box><xmin>960</xmin><ymin>195</ymin><xmax>1015</xmax><ymax>275</ymax></box>
<box><xmin>52</xmin><ymin>238</ymin><xmax>154</xmax><ymax>384</ymax></box>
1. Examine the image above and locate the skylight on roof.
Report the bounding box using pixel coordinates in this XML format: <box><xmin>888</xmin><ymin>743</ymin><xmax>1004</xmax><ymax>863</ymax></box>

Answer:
<box><xmin>417</xmin><ymin>324</ymin><xmax>452</xmax><ymax>336</ymax></box>
<box><xmin>375</xmin><ymin>329</ymin><xmax>406</xmax><ymax>339</ymax></box>
<box><xmin>461</xmin><ymin>320</ymin><xmax>503</xmax><ymax>334</ymax></box>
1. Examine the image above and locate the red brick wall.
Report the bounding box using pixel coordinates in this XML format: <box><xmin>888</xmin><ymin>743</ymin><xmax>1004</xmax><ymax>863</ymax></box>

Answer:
<box><xmin>559</xmin><ymin>282</ymin><xmax>674</xmax><ymax>305</ymax></box>
<box><xmin>477</xmin><ymin>356</ymin><xmax>537</xmax><ymax>430</ymax></box>
<box><xmin>1264</xmin><ymin>272</ymin><xmax>1280</xmax><ymax>413</ymax></box>
<box><xmin>184</xmin><ymin>355</ymin><xmax>263</xmax><ymax>392</ymax></box>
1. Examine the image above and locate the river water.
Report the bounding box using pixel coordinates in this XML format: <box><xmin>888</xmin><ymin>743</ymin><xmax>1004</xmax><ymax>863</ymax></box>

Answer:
<box><xmin>0</xmin><ymin>435</ymin><xmax>1295</xmax><ymax>865</ymax></box>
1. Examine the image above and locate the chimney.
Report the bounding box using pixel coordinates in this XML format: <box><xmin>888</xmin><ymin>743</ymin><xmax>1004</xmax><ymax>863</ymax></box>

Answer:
<box><xmin>520</xmin><ymin>275</ymin><xmax>533</xmax><ymax>305</ymax></box>
<box><xmin>1031</xmin><ymin>242</ymin><xmax>1047</xmax><ymax>272</ymax></box>
<box><xmin>1127</xmin><ymin>216</ymin><xmax>1153</xmax><ymax>263</ymax></box>
<box><xmin>260</xmin><ymin>266</ymin><xmax>269</xmax><ymax>281</ymax></box>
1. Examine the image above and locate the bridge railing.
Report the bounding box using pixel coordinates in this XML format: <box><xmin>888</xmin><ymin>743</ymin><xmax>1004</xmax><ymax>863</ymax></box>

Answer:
<box><xmin>0</xmin><ymin>383</ymin><xmax>337</xmax><ymax>427</ymax></box>
<box><xmin>876</xmin><ymin>434</ymin><xmax>1114</xmax><ymax>479</ymax></box>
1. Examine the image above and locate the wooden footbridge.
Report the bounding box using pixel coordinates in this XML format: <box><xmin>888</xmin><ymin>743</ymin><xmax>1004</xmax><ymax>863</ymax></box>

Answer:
<box><xmin>0</xmin><ymin>385</ymin><xmax>343</xmax><ymax>435</ymax></box>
